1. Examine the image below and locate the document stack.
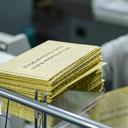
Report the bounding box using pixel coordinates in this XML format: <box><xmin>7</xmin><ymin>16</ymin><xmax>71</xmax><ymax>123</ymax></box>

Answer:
<box><xmin>87</xmin><ymin>86</ymin><xmax>128</xmax><ymax>128</ymax></box>
<box><xmin>0</xmin><ymin>40</ymin><xmax>104</xmax><ymax>127</ymax></box>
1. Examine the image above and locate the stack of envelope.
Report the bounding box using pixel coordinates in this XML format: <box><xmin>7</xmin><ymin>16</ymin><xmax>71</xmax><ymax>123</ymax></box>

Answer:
<box><xmin>0</xmin><ymin>40</ymin><xmax>104</xmax><ymax>127</ymax></box>
<box><xmin>86</xmin><ymin>86</ymin><xmax>128</xmax><ymax>128</ymax></box>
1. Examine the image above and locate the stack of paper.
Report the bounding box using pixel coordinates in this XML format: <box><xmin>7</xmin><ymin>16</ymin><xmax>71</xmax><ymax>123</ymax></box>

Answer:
<box><xmin>0</xmin><ymin>40</ymin><xmax>104</xmax><ymax>127</ymax></box>
<box><xmin>86</xmin><ymin>86</ymin><xmax>128</xmax><ymax>128</ymax></box>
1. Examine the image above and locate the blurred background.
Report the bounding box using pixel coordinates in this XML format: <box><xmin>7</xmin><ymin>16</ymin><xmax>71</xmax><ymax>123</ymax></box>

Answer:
<box><xmin>0</xmin><ymin>0</ymin><xmax>128</xmax><ymax>49</ymax></box>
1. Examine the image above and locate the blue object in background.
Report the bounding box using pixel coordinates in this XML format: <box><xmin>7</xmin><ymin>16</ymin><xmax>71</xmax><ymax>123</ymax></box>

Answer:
<box><xmin>24</xmin><ymin>27</ymin><xmax>37</xmax><ymax>48</ymax></box>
